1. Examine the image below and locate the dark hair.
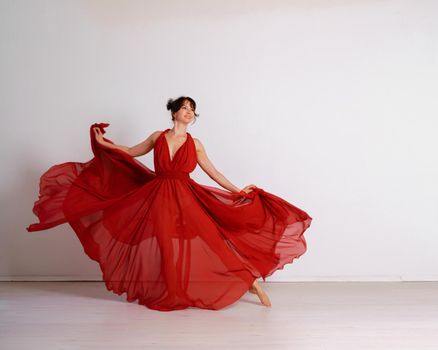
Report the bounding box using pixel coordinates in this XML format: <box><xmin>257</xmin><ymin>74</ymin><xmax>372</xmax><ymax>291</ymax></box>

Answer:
<box><xmin>166</xmin><ymin>96</ymin><xmax>200</xmax><ymax>124</ymax></box>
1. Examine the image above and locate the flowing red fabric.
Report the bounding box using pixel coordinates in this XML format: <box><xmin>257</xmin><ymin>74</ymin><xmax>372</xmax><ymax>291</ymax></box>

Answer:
<box><xmin>27</xmin><ymin>123</ymin><xmax>312</xmax><ymax>311</ymax></box>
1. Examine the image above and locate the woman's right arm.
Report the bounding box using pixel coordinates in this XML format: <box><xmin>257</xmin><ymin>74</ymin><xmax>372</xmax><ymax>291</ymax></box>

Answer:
<box><xmin>93</xmin><ymin>127</ymin><xmax>161</xmax><ymax>157</ymax></box>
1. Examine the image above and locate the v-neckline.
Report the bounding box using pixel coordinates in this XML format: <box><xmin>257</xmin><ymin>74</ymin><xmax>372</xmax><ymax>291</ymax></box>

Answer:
<box><xmin>163</xmin><ymin>129</ymin><xmax>189</xmax><ymax>162</ymax></box>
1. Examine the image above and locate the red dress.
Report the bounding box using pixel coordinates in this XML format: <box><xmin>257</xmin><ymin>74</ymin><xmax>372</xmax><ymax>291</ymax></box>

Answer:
<box><xmin>27</xmin><ymin>123</ymin><xmax>312</xmax><ymax>311</ymax></box>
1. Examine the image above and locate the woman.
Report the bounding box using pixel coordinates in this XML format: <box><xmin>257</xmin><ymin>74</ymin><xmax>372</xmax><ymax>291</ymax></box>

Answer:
<box><xmin>27</xmin><ymin>96</ymin><xmax>312</xmax><ymax>311</ymax></box>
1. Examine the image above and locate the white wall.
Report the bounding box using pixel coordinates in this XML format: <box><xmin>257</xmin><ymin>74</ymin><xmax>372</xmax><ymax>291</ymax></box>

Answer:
<box><xmin>1</xmin><ymin>0</ymin><xmax>437</xmax><ymax>281</ymax></box>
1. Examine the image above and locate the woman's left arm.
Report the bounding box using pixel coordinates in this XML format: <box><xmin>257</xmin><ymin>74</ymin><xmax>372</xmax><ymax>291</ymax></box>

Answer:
<box><xmin>194</xmin><ymin>138</ymin><xmax>254</xmax><ymax>194</ymax></box>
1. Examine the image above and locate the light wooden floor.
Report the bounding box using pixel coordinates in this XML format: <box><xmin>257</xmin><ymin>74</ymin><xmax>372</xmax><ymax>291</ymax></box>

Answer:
<box><xmin>0</xmin><ymin>281</ymin><xmax>437</xmax><ymax>349</ymax></box>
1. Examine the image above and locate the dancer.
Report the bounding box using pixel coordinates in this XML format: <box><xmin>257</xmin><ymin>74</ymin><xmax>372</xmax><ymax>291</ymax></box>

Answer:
<box><xmin>27</xmin><ymin>96</ymin><xmax>312</xmax><ymax>311</ymax></box>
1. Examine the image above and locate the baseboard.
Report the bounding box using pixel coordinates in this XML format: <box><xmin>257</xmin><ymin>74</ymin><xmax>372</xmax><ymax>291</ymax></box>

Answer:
<box><xmin>1</xmin><ymin>275</ymin><xmax>438</xmax><ymax>282</ymax></box>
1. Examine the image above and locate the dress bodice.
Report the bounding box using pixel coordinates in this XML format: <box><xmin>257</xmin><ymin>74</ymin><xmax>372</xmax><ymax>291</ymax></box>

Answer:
<box><xmin>153</xmin><ymin>129</ymin><xmax>197</xmax><ymax>177</ymax></box>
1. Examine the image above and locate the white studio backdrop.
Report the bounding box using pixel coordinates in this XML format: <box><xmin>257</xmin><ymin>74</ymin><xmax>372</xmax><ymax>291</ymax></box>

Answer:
<box><xmin>0</xmin><ymin>0</ymin><xmax>437</xmax><ymax>281</ymax></box>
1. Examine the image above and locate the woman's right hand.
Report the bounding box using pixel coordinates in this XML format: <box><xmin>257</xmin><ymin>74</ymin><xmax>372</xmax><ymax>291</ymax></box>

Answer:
<box><xmin>93</xmin><ymin>127</ymin><xmax>104</xmax><ymax>144</ymax></box>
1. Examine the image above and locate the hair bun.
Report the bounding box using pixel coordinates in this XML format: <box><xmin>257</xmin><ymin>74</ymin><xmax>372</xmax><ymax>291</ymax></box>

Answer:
<box><xmin>166</xmin><ymin>98</ymin><xmax>173</xmax><ymax>111</ymax></box>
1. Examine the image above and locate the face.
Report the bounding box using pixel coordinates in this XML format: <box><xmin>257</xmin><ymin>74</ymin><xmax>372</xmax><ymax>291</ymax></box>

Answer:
<box><xmin>173</xmin><ymin>100</ymin><xmax>195</xmax><ymax>123</ymax></box>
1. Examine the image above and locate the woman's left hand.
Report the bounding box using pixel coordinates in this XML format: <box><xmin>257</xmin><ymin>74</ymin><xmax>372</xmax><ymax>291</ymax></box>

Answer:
<box><xmin>241</xmin><ymin>184</ymin><xmax>257</xmax><ymax>194</ymax></box>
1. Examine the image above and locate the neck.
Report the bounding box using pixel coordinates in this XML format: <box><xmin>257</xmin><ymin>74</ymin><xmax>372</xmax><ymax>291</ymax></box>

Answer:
<box><xmin>170</xmin><ymin>122</ymin><xmax>188</xmax><ymax>136</ymax></box>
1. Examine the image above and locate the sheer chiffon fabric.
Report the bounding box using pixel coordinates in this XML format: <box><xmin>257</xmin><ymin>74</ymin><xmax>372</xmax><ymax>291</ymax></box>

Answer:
<box><xmin>27</xmin><ymin>123</ymin><xmax>312</xmax><ymax>311</ymax></box>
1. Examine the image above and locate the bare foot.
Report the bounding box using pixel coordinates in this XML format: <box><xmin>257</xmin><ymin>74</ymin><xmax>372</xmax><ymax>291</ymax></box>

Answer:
<box><xmin>249</xmin><ymin>280</ymin><xmax>272</xmax><ymax>307</ymax></box>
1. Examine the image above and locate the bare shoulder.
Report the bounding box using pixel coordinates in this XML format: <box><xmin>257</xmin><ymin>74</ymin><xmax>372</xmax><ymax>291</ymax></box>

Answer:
<box><xmin>192</xmin><ymin>137</ymin><xmax>205</xmax><ymax>152</ymax></box>
<box><xmin>150</xmin><ymin>130</ymin><xmax>164</xmax><ymax>143</ymax></box>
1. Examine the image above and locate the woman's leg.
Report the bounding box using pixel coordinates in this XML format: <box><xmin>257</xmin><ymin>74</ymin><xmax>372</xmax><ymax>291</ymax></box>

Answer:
<box><xmin>249</xmin><ymin>279</ymin><xmax>272</xmax><ymax>307</ymax></box>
